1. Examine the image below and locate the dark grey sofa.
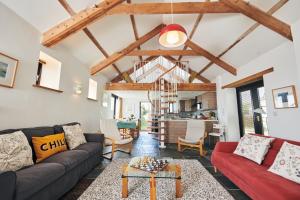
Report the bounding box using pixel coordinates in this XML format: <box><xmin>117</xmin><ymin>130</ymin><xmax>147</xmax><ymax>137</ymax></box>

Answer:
<box><xmin>0</xmin><ymin>122</ymin><xmax>104</xmax><ymax>200</ymax></box>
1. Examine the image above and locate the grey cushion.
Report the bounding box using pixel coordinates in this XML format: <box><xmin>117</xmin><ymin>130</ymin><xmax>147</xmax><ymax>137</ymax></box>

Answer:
<box><xmin>75</xmin><ymin>142</ymin><xmax>101</xmax><ymax>156</ymax></box>
<box><xmin>42</xmin><ymin>150</ymin><xmax>89</xmax><ymax>171</ymax></box>
<box><xmin>16</xmin><ymin>163</ymin><xmax>65</xmax><ymax>200</ymax></box>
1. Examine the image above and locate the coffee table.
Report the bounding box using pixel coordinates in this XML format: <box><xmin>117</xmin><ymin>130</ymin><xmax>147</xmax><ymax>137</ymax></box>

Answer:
<box><xmin>121</xmin><ymin>158</ymin><xmax>182</xmax><ymax>200</ymax></box>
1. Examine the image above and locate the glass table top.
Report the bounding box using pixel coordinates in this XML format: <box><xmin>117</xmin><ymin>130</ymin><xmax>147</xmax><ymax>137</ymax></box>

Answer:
<box><xmin>122</xmin><ymin>157</ymin><xmax>180</xmax><ymax>179</ymax></box>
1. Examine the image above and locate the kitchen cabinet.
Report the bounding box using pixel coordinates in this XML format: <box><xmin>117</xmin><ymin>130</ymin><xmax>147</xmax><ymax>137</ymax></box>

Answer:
<box><xmin>200</xmin><ymin>92</ymin><xmax>217</xmax><ymax>110</ymax></box>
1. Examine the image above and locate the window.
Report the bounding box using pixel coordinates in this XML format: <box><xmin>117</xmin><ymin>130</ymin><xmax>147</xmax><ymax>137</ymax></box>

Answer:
<box><xmin>35</xmin><ymin>51</ymin><xmax>62</xmax><ymax>91</ymax></box>
<box><xmin>169</xmin><ymin>102</ymin><xmax>175</xmax><ymax>113</ymax></box>
<box><xmin>88</xmin><ymin>78</ymin><xmax>98</xmax><ymax>100</ymax></box>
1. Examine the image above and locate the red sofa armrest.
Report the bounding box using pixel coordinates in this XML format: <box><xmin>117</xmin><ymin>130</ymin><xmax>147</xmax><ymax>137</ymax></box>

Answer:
<box><xmin>214</xmin><ymin>142</ymin><xmax>238</xmax><ymax>153</ymax></box>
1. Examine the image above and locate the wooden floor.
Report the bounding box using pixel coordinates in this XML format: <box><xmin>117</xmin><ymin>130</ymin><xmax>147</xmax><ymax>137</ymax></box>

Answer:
<box><xmin>61</xmin><ymin>132</ymin><xmax>250</xmax><ymax>200</ymax></box>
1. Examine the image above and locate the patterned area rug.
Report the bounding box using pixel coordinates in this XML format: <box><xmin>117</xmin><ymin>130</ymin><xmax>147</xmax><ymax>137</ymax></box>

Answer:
<box><xmin>79</xmin><ymin>159</ymin><xmax>234</xmax><ymax>200</ymax></box>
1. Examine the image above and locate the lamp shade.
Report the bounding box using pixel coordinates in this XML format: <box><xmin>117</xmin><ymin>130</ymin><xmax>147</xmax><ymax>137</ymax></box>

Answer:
<box><xmin>159</xmin><ymin>24</ymin><xmax>187</xmax><ymax>48</ymax></box>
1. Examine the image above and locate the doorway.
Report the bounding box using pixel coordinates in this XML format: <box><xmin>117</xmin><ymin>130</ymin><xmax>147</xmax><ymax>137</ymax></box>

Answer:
<box><xmin>140</xmin><ymin>102</ymin><xmax>152</xmax><ymax>131</ymax></box>
<box><xmin>236</xmin><ymin>80</ymin><xmax>268</xmax><ymax>137</ymax></box>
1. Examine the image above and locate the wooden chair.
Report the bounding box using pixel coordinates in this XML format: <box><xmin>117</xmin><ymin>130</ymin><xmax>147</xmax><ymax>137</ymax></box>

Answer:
<box><xmin>100</xmin><ymin>119</ymin><xmax>133</xmax><ymax>160</ymax></box>
<box><xmin>177</xmin><ymin>120</ymin><xmax>207</xmax><ymax>156</ymax></box>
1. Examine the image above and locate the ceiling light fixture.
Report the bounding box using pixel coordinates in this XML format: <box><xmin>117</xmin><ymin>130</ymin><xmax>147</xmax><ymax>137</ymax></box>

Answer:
<box><xmin>159</xmin><ymin>0</ymin><xmax>187</xmax><ymax>48</ymax></box>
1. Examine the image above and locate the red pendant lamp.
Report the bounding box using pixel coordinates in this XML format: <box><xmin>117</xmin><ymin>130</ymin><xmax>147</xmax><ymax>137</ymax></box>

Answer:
<box><xmin>159</xmin><ymin>24</ymin><xmax>187</xmax><ymax>48</ymax></box>
<box><xmin>159</xmin><ymin>0</ymin><xmax>187</xmax><ymax>48</ymax></box>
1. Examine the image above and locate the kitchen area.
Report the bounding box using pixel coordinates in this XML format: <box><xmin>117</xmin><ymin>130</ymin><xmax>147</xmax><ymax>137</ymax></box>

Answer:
<box><xmin>162</xmin><ymin>91</ymin><xmax>218</xmax><ymax>144</ymax></box>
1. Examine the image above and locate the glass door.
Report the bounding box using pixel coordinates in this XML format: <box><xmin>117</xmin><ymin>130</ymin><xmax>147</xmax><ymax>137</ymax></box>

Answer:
<box><xmin>236</xmin><ymin>80</ymin><xmax>268</xmax><ymax>137</ymax></box>
<box><xmin>140</xmin><ymin>102</ymin><xmax>152</xmax><ymax>131</ymax></box>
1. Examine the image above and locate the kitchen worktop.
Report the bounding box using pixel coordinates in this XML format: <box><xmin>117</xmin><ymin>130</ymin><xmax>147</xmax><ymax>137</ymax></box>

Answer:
<box><xmin>163</xmin><ymin>120</ymin><xmax>217</xmax><ymax>143</ymax></box>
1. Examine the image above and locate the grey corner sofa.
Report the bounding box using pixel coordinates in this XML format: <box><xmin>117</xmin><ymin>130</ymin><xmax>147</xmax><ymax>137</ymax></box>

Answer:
<box><xmin>0</xmin><ymin>122</ymin><xmax>104</xmax><ymax>200</ymax></box>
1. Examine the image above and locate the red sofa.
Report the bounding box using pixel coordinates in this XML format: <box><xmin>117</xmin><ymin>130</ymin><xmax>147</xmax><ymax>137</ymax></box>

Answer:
<box><xmin>211</xmin><ymin>135</ymin><xmax>300</xmax><ymax>200</ymax></box>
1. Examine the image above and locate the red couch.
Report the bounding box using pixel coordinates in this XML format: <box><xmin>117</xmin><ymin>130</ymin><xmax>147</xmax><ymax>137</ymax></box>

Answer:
<box><xmin>211</xmin><ymin>135</ymin><xmax>300</xmax><ymax>200</ymax></box>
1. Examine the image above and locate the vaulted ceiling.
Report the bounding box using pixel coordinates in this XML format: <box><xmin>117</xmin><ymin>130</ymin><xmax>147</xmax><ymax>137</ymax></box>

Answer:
<box><xmin>1</xmin><ymin>0</ymin><xmax>300</xmax><ymax>82</ymax></box>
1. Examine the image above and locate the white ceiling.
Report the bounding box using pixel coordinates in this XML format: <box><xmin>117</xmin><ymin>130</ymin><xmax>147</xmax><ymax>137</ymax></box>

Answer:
<box><xmin>1</xmin><ymin>0</ymin><xmax>300</xmax><ymax>82</ymax></box>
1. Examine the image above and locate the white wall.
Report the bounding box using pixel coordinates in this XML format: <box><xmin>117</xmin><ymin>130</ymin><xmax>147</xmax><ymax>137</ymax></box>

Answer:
<box><xmin>218</xmin><ymin>38</ymin><xmax>300</xmax><ymax>141</ymax></box>
<box><xmin>0</xmin><ymin>3</ymin><xmax>108</xmax><ymax>132</ymax></box>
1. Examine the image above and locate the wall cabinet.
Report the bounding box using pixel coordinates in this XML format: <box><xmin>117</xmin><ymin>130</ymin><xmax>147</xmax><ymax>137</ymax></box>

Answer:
<box><xmin>197</xmin><ymin>92</ymin><xmax>217</xmax><ymax>110</ymax></box>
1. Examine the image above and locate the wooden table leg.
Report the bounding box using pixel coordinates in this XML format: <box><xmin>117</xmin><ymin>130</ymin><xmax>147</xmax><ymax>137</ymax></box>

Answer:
<box><xmin>150</xmin><ymin>176</ymin><xmax>156</xmax><ymax>200</ymax></box>
<box><xmin>122</xmin><ymin>165</ymin><xmax>128</xmax><ymax>198</ymax></box>
<box><xmin>175</xmin><ymin>165</ymin><xmax>182</xmax><ymax>198</ymax></box>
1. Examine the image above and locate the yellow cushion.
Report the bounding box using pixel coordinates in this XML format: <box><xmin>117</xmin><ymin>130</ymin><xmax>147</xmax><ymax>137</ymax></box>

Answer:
<box><xmin>32</xmin><ymin>133</ymin><xmax>67</xmax><ymax>162</ymax></box>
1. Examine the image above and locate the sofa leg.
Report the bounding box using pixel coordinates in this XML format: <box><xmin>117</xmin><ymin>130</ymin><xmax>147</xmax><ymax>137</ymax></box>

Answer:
<box><xmin>214</xmin><ymin>166</ymin><xmax>217</xmax><ymax>173</ymax></box>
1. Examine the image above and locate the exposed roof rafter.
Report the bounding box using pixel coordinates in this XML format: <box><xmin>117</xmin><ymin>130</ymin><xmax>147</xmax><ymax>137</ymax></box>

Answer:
<box><xmin>57</xmin><ymin>0</ymin><xmax>132</xmax><ymax>82</ymax></box>
<box><xmin>163</xmin><ymin>56</ymin><xmax>211</xmax><ymax>83</ymax></box>
<box><xmin>106</xmin><ymin>83</ymin><xmax>216</xmax><ymax>91</ymax></box>
<box><xmin>191</xmin><ymin>0</ymin><xmax>289</xmax><ymax>82</ymax></box>
<box><xmin>127</xmin><ymin>50</ymin><xmax>199</xmax><ymax>56</ymax></box>
<box><xmin>90</xmin><ymin>24</ymin><xmax>165</xmax><ymax>75</ymax></box>
<box><xmin>221</xmin><ymin>0</ymin><xmax>292</xmax><ymax>41</ymax></box>
<box><xmin>185</xmin><ymin>40</ymin><xmax>237</xmax><ymax>75</ymax></box>
<box><xmin>111</xmin><ymin>56</ymin><xmax>158</xmax><ymax>83</ymax></box>
<box><xmin>43</xmin><ymin>0</ymin><xmax>125</xmax><ymax>47</ymax></box>
<box><xmin>107</xmin><ymin>2</ymin><xmax>236</xmax><ymax>15</ymax></box>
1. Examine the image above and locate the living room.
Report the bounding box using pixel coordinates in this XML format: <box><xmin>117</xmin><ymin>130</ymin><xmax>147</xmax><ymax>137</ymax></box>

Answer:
<box><xmin>0</xmin><ymin>0</ymin><xmax>300</xmax><ymax>200</ymax></box>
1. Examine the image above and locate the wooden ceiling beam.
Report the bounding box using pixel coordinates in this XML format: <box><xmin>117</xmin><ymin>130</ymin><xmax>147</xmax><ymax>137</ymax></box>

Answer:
<box><xmin>127</xmin><ymin>50</ymin><xmax>199</xmax><ymax>56</ymax></box>
<box><xmin>90</xmin><ymin>24</ymin><xmax>165</xmax><ymax>75</ymax></box>
<box><xmin>106</xmin><ymin>83</ymin><xmax>216</xmax><ymax>91</ymax></box>
<box><xmin>185</xmin><ymin>40</ymin><xmax>237</xmax><ymax>75</ymax></box>
<box><xmin>221</xmin><ymin>0</ymin><xmax>292</xmax><ymax>41</ymax></box>
<box><xmin>58</xmin><ymin>0</ymin><xmax>132</xmax><ymax>82</ymax></box>
<box><xmin>127</xmin><ymin>0</ymin><xmax>142</xmax><ymax>61</ymax></box>
<box><xmin>107</xmin><ymin>2</ymin><xmax>237</xmax><ymax>15</ymax></box>
<box><xmin>163</xmin><ymin>56</ymin><xmax>211</xmax><ymax>83</ymax></box>
<box><xmin>222</xmin><ymin>67</ymin><xmax>274</xmax><ymax>89</ymax></box>
<box><xmin>43</xmin><ymin>0</ymin><xmax>125</xmax><ymax>47</ymax></box>
<box><xmin>193</xmin><ymin>0</ymin><xmax>288</xmax><ymax>81</ymax></box>
<box><xmin>111</xmin><ymin>56</ymin><xmax>158</xmax><ymax>83</ymax></box>
<box><xmin>136</xmin><ymin>64</ymin><xmax>160</xmax><ymax>82</ymax></box>
<box><xmin>178</xmin><ymin>0</ymin><xmax>210</xmax><ymax>61</ymax></box>
<box><xmin>157</xmin><ymin>64</ymin><xmax>185</xmax><ymax>83</ymax></box>
<box><xmin>57</xmin><ymin>0</ymin><xmax>132</xmax><ymax>83</ymax></box>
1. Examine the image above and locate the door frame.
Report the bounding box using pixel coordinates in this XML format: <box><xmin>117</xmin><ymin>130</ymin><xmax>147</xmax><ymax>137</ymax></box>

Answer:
<box><xmin>236</xmin><ymin>80</ymin><xmax>264</xmax><ymax>137</ymax></box>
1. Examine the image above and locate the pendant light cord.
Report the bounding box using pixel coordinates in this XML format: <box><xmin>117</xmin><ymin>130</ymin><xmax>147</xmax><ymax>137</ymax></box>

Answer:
<box><xmin>170</xmin><ymin>0</ymin><xmax>174</xmax><ymax>24</ymax></box>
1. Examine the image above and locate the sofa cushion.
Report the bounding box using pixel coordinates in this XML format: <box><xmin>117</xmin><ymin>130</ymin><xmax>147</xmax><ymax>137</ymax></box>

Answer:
<box><xmin>263</xmin><ymin>138</ymin><xmax>300</xmax><ymax>167</ymax></box>
<box><xmin>16</xmin><ymin>163</ymin><xmax>65</xmax><ymax>200</ymax></box>
<box><xmin>32</xmin><ymin>133</ymin><xmax>67</xmax><ymax>162</ymax></box>
<box><xmin>233</xmin><ymin>134</ymin><xmax>274</xmax><ymax>164</ymax></box>
<box><xmin>0</xmin><ymin>131</ymin><xmax>34</xmax><ymax>172</ymax></box>
<box><xmin>220</xmin><ymin>152</ymin><xmax>300</xmax><ymax>200</ymax></box>
<box><xmin>53</xmin><ymin>122</ymin><xmax>79</xmax><ymax>134</ymax></box>
<box><xmin>63</xmin><ymin>124</ymin><xmax>87</xmax><ymax>150</ymax></box>
<box><xmin>75</xmin><ymin>142</ymin><xmax>101</xmax><ymax>156</ymax></box>
<box><xmin>41</xmin><ymin>150</ymin><xmax>89</xmax><ymax>171</ymax></box>
<box><xmin>268</xmin><ymin>142</ymin><xmax>300</xmax><ymax>184</ymax></box>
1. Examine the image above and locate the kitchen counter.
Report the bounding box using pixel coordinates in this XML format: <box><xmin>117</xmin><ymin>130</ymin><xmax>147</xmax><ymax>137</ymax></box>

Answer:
<box><xmin>164</xmin><ymin>120</ymin><xmax>217</xmax><ymax>143</ymax></box>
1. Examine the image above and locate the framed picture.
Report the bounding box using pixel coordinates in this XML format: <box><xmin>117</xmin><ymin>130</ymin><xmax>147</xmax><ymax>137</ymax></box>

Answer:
<box><xmin>0</xmin><ymin>52</ymin><xmax>18</xmax><ymax>88</ymax></box>
<box><xmin>272</xmin><ymin>85</ymin><xmax>298</xmax><ymax>109</ymax></box>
